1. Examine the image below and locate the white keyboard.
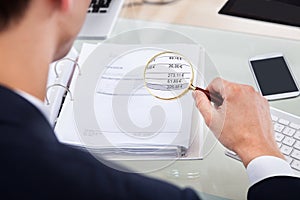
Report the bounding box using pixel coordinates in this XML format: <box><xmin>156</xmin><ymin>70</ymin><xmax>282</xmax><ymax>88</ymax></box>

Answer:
<box><xmin>226</xmin><ymin>107</ymin><xmax>300</xmax><ymax>174</ymax></box>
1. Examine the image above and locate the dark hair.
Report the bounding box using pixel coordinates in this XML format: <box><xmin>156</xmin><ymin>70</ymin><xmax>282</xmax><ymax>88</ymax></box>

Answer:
<box><xmin>0</xmin><ymin>0</ymin><xmax>31</xmax><ymax>31</ymax></box>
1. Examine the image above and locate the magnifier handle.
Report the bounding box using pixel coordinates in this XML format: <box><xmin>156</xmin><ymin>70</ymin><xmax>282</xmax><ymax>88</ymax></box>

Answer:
<box><xmin>195</xmin><ymin>87</ymin><xmax>223</xmax><ymax>106</ymax></box>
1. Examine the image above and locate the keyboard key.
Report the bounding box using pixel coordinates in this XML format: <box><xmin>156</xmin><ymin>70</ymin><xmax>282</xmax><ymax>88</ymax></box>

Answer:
<box><xmin>88</xmin><ymin>0</ymin><xmax>112</xmax><ymax>13</ymax></box>
<box><xmin>283</xmin><ymin>136</ymin><xmax>296</xmax><ymax>146</ymax></box>
<box><xmin>280</xmin><ymin>145</ymin><xmax>293</xmax><ymax>155</ymax></box>
<box><xmin>282</xmin><ymin>127</ymin><xmax>296</xmax><ymax>137</ymax></box>
<box><xmin>274</xmin><ymin>123</ymin><xmax>285</xmax><ymax>132</ymax></box>
<box><xmin>275</xmin><ymin>132</ymin><xmax>285</xmax><ymax>142</ymax></box>
<box><xmin>284</xmin><ymin>156</ymin><xmax>293</xmax><ymax>164</ymax></box>
<box><xmin>101</xmin><ymin>0</ymin><xmax>112</xmax><ymax>8</ymax></box>
<box><xmin>294</xmin><ymin>141</ymin><xmax>300</xmax><ymax>150</ymax></box>
<box><xmin>291</xmin><ymin>159</ymin><xmax>300</xmax><ymax>171</ymax></box>
<box><xmin>279</xmin><ymin>118</ymin><xmax>290</xmax><ymax>126</ymax></box>
<box><xmin>291</xmin><ymin>149</ymin><xmax>300</xmax><ymax>160</ymax></box>
<box><xmin>294</xmin><ymin>131</ymin><xmax>300</xmax><ymax>140</ymax></box>
<box><xmin>290</xmin><ymin>122</ymin><xmax>300</xmax><ymax>130</ymax></box>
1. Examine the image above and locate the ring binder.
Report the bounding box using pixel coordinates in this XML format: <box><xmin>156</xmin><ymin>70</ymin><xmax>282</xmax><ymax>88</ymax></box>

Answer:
<box><xmin>54</xmin><ymin>57</ymin><xmax>81</xmax><ymax>78</ymax></box>
<box><xmin>53</xmin><ymin>43</ymin><xmax>206</xmax><ymax>160</ymax></box>
<box><xmin>46</xmin><ymin>47</ymin><xmax>79</xmax><ymax>125</ymax></box>
<box><xmin>45</xmin><ymin>83</ymin><xmax>73</xmax><ymax>105</ymax></box>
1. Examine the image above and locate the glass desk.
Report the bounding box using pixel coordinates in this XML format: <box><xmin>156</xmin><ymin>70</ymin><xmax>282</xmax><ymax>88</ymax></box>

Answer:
<box><xmin>73</xmin><ymin>18</ymin><xmax>300</xmax><ymax>200</ymax></box>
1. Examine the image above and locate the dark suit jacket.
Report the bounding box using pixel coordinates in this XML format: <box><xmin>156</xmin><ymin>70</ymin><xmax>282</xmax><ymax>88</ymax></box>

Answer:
<box><xmin>0</xmin><ymin>85</ymin><xmax>299</xmax><ymax>199</ymax></box>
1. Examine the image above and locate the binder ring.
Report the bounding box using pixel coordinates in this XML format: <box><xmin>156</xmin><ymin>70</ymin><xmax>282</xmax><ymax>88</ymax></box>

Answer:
<box><xmin>54</xmin><ymin>57</ymin><xmax>81</xmax><ymax>78</ymax></box>
<box><xmin>45</xmin><ymin>83</ymin><xmax>73</xmax><ymax>105</ymax></box>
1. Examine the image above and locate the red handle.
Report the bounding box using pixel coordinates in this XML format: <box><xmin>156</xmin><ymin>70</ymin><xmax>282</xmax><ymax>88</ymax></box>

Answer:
<box><xmin>195</xmin><ymin>87</ymin><xmax>223</xmax><ymax>106</ymax></box>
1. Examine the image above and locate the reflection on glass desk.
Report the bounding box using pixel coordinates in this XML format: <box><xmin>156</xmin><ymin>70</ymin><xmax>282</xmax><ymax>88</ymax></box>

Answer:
<box><xmin>74</xmin><ymin>18</ymin><xmax>300</xmax><ymax>200</ymax></box>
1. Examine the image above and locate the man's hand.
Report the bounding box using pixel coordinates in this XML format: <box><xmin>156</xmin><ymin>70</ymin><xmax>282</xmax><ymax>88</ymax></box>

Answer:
<box><xmin>193</xmin><ymin>78</ymin><xmax>284</xmax><ymax>167</ymax></box>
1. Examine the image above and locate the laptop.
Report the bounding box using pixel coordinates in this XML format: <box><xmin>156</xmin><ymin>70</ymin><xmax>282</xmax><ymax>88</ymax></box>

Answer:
<box><xmin>77</xmin><ymin>0</ymin><xmax>124</xmax><ymax>40</ymax></box>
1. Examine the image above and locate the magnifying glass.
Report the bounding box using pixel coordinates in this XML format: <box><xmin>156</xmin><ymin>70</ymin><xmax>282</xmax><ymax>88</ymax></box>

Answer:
<box><xmin>144</xmin><ymin>51</ymin><xmax>223</xmax><ymax>105</ymax></box>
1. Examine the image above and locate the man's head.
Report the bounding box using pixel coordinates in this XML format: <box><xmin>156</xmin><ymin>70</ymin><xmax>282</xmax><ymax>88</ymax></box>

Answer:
<box><xmin>0</xmin><ymin>0</ymin><xmax>90</xmax><ymax>60</ymax></box>
<box><xmin>0</xmin><ymin>0</ymin><xmax>91</xmax><ymax>99</ymax></box>
<box><xmin>0</xmin><ymin>0</ymin><xmax>31</xmax><ymax>31</ymax></box>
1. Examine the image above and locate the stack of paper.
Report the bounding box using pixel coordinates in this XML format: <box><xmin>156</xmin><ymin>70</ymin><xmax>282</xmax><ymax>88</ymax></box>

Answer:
<box><xmin>49</xmin><ymin>43</ymin><xmax>204</xmax><ymax>160</ymax></box>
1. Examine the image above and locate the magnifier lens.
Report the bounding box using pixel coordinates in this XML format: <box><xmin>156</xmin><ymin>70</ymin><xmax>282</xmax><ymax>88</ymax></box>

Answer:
<box><xmin>144</xmin><ymin>52</ymin><xmax>193</xmax><ymax>100</ymax></box>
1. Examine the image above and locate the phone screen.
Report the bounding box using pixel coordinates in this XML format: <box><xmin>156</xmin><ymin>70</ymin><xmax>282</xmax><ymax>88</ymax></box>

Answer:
<box><xmin>250</xmin><ymin>56</ymin><xmax>299</xmax><ymax>96</ymax></box>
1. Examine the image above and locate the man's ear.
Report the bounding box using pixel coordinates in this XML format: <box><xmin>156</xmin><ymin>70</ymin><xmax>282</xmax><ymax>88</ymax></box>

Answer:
<box><xmin>57</xmin><ymin>0</ymin><xmax>73</xmax><ymax>12</ymax></box>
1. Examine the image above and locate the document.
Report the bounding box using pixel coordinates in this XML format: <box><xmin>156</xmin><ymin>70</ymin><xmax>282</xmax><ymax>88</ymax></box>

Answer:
<box><xmin>53</xmin><ymin>43</ymin><xmax>205</xmax><ymax>159</ymax></box>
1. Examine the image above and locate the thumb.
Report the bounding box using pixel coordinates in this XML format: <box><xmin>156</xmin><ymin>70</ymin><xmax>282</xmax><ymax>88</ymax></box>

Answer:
<box><xmin>193</xmin><ymin>90</ymin><xmax>214</xmax><ymax>126</ymax></box>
